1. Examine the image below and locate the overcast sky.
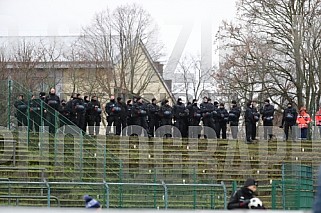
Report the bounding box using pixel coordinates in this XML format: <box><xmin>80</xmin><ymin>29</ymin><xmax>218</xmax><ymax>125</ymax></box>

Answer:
<box><xmin>0</xmin><ymin>0</ymin><xmax>237</xmax><ymax>63</ymax></box>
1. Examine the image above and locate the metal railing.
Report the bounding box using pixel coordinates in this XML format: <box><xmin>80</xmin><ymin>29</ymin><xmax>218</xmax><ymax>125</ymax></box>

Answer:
<box><xmin>0</xmin><ymin>180</ymin><xmax>227</xmax><ymax>209</ymax></box>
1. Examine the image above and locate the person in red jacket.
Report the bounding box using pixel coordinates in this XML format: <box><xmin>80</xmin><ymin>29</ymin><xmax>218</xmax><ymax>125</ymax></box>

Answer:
<box><xmin>296</xmin><ymin>107</ymin><xmax>311</xmax><ymax>140</ymax></box>
<box><xmin>315</xmin><ymin>106</ymin><xmax>321</xmax><ymax>138</ymax></box>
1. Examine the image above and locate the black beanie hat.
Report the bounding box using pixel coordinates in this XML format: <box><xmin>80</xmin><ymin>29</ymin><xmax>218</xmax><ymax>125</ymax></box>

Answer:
<box><xmin>244</xmin><ymin>178</ymin><xmax>258</xmax><ymax>187</ymax></box>
<box><xmin>39</xmin><ymin>92</ymin><xmax>46</xmax><ymax>97</ymax></box>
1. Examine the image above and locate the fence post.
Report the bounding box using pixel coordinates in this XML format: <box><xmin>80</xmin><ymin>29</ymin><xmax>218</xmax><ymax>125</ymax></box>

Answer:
<box><xmin>44</xmin><ymin>180</ymin><xmax>51</xmax><ymax>207</ymax></box>
<box><xmin>79</xmin><ymin>128</ymin><xmax>83</xmax><ymax>181</ymax></box>
<box><xmin>232</xmin><ymin>180</ymin><xmax>237</xmax><ymax>193</ymax></box>
<box><xmin>193</xmin><ymin>167</ymin><xmax>197</xmax><ymax>209</ymax></box>
<box><xmin>153</xmin><ymin>168</ymin><xmax>157</xmax><ymax>209</ymax></box>
<box><xmin>162</xmin><ymin>181</ymin><xmax>168</xmax><ymax>209</ymax></box>
<box><xmin>104</xmin><ymin>181</ymin><xmax>109</xmax><ymax>208</ymax></box>
<box><xmin>222</xmin><ymin>181</ymin><xmax>227</xmax><ymax>210</ymax></box>
<box><xmin>210</xmin><ymin>184</ymin><xmax>214</xmax><ymax>209</ymax></box>
<box><xmin>119</xmin><ymin>160</ymin><xmax>123</xmax><ymax>208</ymax></box>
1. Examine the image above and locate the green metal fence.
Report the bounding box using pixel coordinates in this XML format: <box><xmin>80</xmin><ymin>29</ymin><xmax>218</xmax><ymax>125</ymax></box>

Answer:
<box><xmin>0</xmin><ymin>79</ymin><xmax>122</xmax><ymax>183</ymax></box>
<box><xmin>0</xmin><ymin>180</ymin><xmax>227</xmax><ymax>209</ymax></box>
<box><xmin>271</xmin><ymin>163</ymin><xmax>314</xmax><ymax>210</ymax></box>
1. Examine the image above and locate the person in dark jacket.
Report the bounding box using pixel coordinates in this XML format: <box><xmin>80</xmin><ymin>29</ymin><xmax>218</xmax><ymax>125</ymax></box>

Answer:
<box><xmin>147</xmin><ymin>98</ymin><xmax>160</xmax><ymax>137</ymax></box>
<box><xmin>105</xmin><ymin>95</ymin><xmax>122</xmax><ymax>135</ymax></box>
<box><xmin>227</xmin><ymin>178</ymin><xmax>264</xmax><ymax>210</ymax></box>
<box><xmin>187</xmin><ymin>99</ymin><xmax>201</xmax><ymax>138</ymax></box>
<box><xmin>216</xmin><ymin>103</ymin><xmax>229</xmax><ymax>139</ymax></box>
<box><xmin>72</xmin><ymin>93</ymin><xmax>86</xmax><ymax>133</ymax></box>
<box><xmin>245</xmin><ymin>101</ymin><xmax>255</xmax><ymax>143</ymax></box>
<box><xmin>229</xmin><ymin>100</ymin><xmax>241</xmax><ymax>139</ymax></box>
<box><xmin>159</xmin><ymin>99</ymin><xmax>173</xmax><ymax>138</ymax></box>
<box><xmin>173</xmin><ymin>98</ymin><xmax>189</xmax><ymax>138</ymax></box>
<box><xmin>117</xmin><ymin>97</ymin><xmax>127</xmax><ymax>135</ymax></box>
<box><xmin>66</xmin><ymin>94</ymin><xmax>77</xmax><ymax>125</ymax></box>
<box><xmin>83</xmin><ymin>96</ymin><xmax>92</xmax><ymax>134</ymax></box>
<box><xmin>126</xmin><ymin>99</ymin><xmax>135</xmax><ymax>136</ymax></box>
<box><xmin>58</xmin><ymin>99</ymin><xmax>71</xmax><ymax>129</ymax></box>
<box><xmin>83</xmin><ymin>195</ymin><xmax>101</xmax><ymax>209</ymax></box>
<box><xmin>251</xmin><ymin>101</ymin><xmax>260</xmax><ymax>141</ymax></box>
<box><xmin>14</xmin><ymin>94</ymin><xmax>28</xmax><ymax>127</ymax></box>
<box><xmin>200</xmin><ymin>97</ymin><xmax>215</xmax><ymax>138</ymax></box>
<box><xmin>133</xmin><ymin>97</ymin><xmax>149</xmax><ymax>136</ymax></box>
<box><xmin>88</xmin><ymin>96</ymin><xmax>101</xmax><ymax>136</ymax></box>
<box><xmin>45</xmin><ymin>88</ymin><xmax>60</xmax><ymax>134</ymax></box>
<box><xmin>280</xmin><ymin>102</ymin><xmax>297</xmax><ymax>141</ymax></box>
<box><xmin>29</xmin><ymin>95</ymin><xmax>42</xmax><ymax>132</ymax></box>
<box><xmin>260</xmin><ymin>99</ymin><xmax>275</xmax><ymax>141</ymax></box>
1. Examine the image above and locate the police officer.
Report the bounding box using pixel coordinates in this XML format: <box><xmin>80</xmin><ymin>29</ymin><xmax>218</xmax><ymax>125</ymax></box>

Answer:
<box><xmin>200</xmin><ymin>97</ymin><xmax>215</xmax><ymax>138</ymax></box>
<box><xmin>133</xmin><ymin>97</ymin><xmax>149</xmax><ymax>136</ymax></box>
<box><xmin>72</xmin><ymin>93</ymin><xmax>86</xmax><ymax>133</ymax></box>
<box><xmin>59</xmin><ymin>99</ymin><xmax>71</xmax><ymax>129</ymax></box>
<box><xmin>159</xmin><ymin>99</ymin><xmax>173</xmax><ymax>138</ymax></box>
<box><xmin>117</xmin><ymin>97</ymin><xmax>127</xmax><ymax>134</ymax></box>
<box><xmin>83</xmin><ymin>96</ymin><xmax>92</xmax><ymax>134</ymax></box>
<box><xmin>14</xmin><ymin>94</ymin><xmax>28</xmax><ymax>127</ymax></box>
<box><xmin>173</xmin><ymin>98</ymin><xmax>189</xmax><ymax>138</ymax></box>
<box><xmin>126</xmin><ymin>99</ymin><xmax>134</xmax><ymax>136</ymax></box>
<box><xmin>227</xmin><ymin>178</ymin><xmax>264</xmax><ymax>209</ymax></box>
<box><xmin>147</xmin><ymin>98</ymin><xmax>160</xmax><ymax>137</ymax></box>
<box><xmin>105</xmin><ymin>95</ymin><xmax>122</xmax><ymax>135</ymax></box>
<box><xmin>245</xmin><ymin>101</ymin><xmax>256</xmax><ymax>143</ymax></box>
<box><xmin>45</xmin><ymin>88</ymin><xmax>60</xmax><ymax>134</ymax></box>
<box><xmin>29</xmin><ymin>95</ymin><xmax>42</xmax><ymax>132</ymax></box>
<box><xmin>229</xmin><ymin>100</ymin><xmax>241</xmax><ymax>139</ymax></box>
<box><xmin>216</xmin><ymin>103</ymin><xmax>229</xmax><ymax>139</ymax></box>
<box><xmin>260</xmin><ymin>99</ymin><xmax>275</xmax><ymax>141</ymax></box>
<box><xmin>88</xmin><ymin>96</ymin><xmax>101</xmax><ymax>136</ymax></box>
<box><xmin>280</xmin><ymin>102</ymin><xmax>297</xmax><ymax>141</ymax></box>
<box><xmin>66</xmin><ymin>94</ymin><xmax>77</xmax><ymax>125</ymax></box>
<box><xmin>187</xmin><ymin>99</ymin><xmax>201</xmax><ymax>137</ymax></box>
<box><xmin>251</xmin><ymin>101</ymin><xmax>260</xmax><ymax>141</ymax></box>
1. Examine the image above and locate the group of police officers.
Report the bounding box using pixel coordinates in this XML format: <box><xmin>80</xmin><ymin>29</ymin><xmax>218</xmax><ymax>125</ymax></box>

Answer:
<box><xmin>14</xmin><ymin>89</ymin><xmax>301</xmax><ymax>142</ymax></box>
<box><xmin>14</xmin><ymin>88</ymin><xmax>102</xmax><ymax>135</ymax></box>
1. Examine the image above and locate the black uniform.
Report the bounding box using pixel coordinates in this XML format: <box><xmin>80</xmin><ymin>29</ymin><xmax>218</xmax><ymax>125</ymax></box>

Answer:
<box><xmin>14</xmin><ymin>98</ymin><xmax>28</xmax><ymax>127</ymax></box>
<box><xmin>105</xmin><ymin>99</ymin><xmax>122</xmax><ymax>135</ymax></box>
<box><xmin>83</xmin><ymin>98</ymin><xmax>92</xmax><ymax>134</ymax></box>
<box><xmin>66</xmin><ymin>98</ymin><xmax>77</xmax><ymax>125</ymax></box>
<box><xmin>173</xmin><ymin>101</ymin><xmax>189</xmax><ymax>138</ymax></box>
<box><xmin>45</xmin><ymin>93</ymin><xmax>60</xmax><ymax>134</ymax></box>
<box><xmin>200</xmin><ymin>101</ymin><xmax>215</xmax><ymax>138</ymax></box>
<box><xmin>147</xmin><ymin>102</ymin><xmax>160</xmax><ymax>137</ymax></box>
<box><xmin>260</xmin><ymin>103</ymin><xmax>275</xmax><ymax>140</ymax></box>
<box><xmin>245</xmin><ymin>104</ymin><xmax>259</xmax><ymax>143</ymax></box>
<box><xmin>29</xmin><ymin>98</ymin><xmax>42</xmax><ymax>132</ymax></box>
<box><xmin>187</xmin><ymin>102</ymin><xmax>201</xmax><ymax>138</ymax></box>
<box><xmin>159</xmin><ymin>101</ymin><xmax>173</xmax><ymax>137</ymax></box>
<box><xmin>59</xmin><ymin>101</ymin><xmax>72</xmax><ymax>127</ymax></box>
<box><xmin>126</xmin><ymin>102</ymin><xmax>135</xmax><ymax>136</ymax></box>
<box><xmin>216</xmin><ymin>106</ymin><xmax>229</xmax><ymax>139</ymax></box>
<box><xmin>133</xmin><ymin>101</ymin><xmax>149</xmax><ymax>136</ymax></box>
<box><xmin>72</xmin><ymin>97</ymin><xmax>86</xmax><ymax>132</ymax></box>
<box><xmin>88</xmin><ymin>99</ymin><xmax>101</xmax><ymax>136</ymax></box>
<box><xmin>281</xmin><ymin>106</ymin><xmax>297</xmax><ymax>141</ymax></box>
<box><xmin>118</xmin><ymin>100</ymin><xmax>128</xmax><ymax>134</ymax></box>
<box><xmin>229</xmin><ymin>105</ymin><xmax>241</xmax><ymax>139</ymax></box>
<box><xmin>227</xmin><ymin>187</ymin><xmax>255</xmax><ymax>209</ymax></box>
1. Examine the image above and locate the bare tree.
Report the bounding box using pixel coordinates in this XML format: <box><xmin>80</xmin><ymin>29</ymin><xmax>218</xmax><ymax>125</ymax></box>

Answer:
<box><xmin>78</xmin><ymin>3</ymin><xmax>163</xmax><ymax>98</ymax></box>
<box><xmin>217</xmin><ymin>0</ymin><xmax>321</xmax><ymax>112</ymax></box>
<box><xmin>8</xmin><ymin>38</ymin><xmax>44</xmax><ymax>91</ymax></box>
<box><xmin>174</xmin><ymin>55</ymin><xmax>215</xmax><ymax>102</ymax></box>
